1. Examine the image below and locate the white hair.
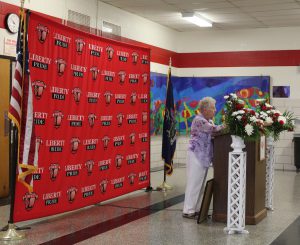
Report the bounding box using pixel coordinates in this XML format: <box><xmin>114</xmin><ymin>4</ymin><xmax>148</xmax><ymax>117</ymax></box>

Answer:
<box><xmin>199</xmin><ymin>97</ymin><xmax>216</xmax><ymax>113</ymax></box>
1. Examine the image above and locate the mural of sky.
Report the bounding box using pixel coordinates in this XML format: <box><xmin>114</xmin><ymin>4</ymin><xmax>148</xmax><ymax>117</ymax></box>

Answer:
<box><xmin>150</xmin><ymin>72</ymin><xmax>270</xmax><ymax>135</ymax></box>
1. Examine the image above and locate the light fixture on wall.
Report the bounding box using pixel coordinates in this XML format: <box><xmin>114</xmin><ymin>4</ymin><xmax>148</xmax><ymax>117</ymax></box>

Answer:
<box><xmin>181</xmin><ymin>12</ymin><xmax>212</xmax><ymax>27</ymax></box>
<box><xmin>102</xmin><ymin>26</ymin><xmax>113</xmax><ymax>33</ymax></box>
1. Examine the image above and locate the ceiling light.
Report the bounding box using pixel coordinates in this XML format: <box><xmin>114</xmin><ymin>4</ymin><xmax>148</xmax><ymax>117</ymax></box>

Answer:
<box><xmin>102</xmin><ymin>26</ymin><xmax>113</xmax><ymax>33</ymax></box>
<box><xmin>181</xmin><ymin>12</ymin><xmax>212</xmax><ymax>27</ymax></box>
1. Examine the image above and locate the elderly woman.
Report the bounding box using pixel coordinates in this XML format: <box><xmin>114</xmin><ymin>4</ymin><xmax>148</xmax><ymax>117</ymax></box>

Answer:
<box><xmin>183</xmin><ymin>97</ymin><xmax>224</xmax><ymax>218</ymax></box>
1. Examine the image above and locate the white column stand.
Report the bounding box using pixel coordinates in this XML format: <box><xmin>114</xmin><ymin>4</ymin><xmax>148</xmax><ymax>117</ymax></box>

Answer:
<box><xmin>265</xmin><ymin>136</ymin><xmax>275</xmax><ymax>211</ymax></box>
<box><xmin>224</xmin><ymin>135</ymin><xmax>249</xmax><ymax>235</ymax></box>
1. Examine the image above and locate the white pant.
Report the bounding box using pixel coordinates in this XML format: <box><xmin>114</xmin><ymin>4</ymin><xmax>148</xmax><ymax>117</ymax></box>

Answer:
<box><xmin>183</xmin><ymin>150</ymin><xmax>208</xmax><ymax>214</ymax></box>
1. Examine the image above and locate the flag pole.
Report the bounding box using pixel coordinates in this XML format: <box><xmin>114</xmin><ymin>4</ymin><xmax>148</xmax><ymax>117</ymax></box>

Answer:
<box><xmin>157</xmin><ymin>57</ymin><xmax>173</xmax><ymax>192</ymax></box>
<box><xmin>0</xmin><ymin>0</ymin><xmax>26</xmax><ymax>240</ymax></box>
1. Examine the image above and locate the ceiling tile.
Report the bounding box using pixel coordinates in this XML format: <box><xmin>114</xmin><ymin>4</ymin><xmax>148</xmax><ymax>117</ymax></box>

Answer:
<box><xmin>99</xmin><ymin>0</ymin><xmax>300</xmax><ymax>31</ymax></box>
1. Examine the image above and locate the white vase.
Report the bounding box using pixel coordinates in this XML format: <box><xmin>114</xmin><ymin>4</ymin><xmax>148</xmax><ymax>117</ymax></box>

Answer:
<box><xmin>230</xmin><ymin>135</ymin><xmax>245</xmax><ymax>153</ymax></box>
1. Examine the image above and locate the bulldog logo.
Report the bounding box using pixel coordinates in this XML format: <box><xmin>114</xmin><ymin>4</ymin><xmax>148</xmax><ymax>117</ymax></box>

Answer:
<box><xmin>90</xmin><ymin>67</ymin><xmax>100</xmax><ymax>81</ymax></box>
<box><xmin>55</xmin><ymin>58</ymin><xmax>67</xmax><ymax>76</ymax></box>
<box><xmin>130</xmin><ymin>92</ymin><xmax>137</xmax><ymax>105</ymax></box>
<box><xmin>36</xmin><ymin>137</ymin><xmax>43</xmax><ymax>153</ymax></box>
<box><xmin>85</xmin><ymin>160</ymin><xmax>94</xmax><ymax>176</ymax></box>
<box><xmin>142</xmin><ymin>73</ymin><xmax>148</xmax><ymax>84</ymax></box>
<box><xmin>100</xmin><ymin>179</ymin><xmax>108</xmax><ymax>194</ymax></box>
<box><xmin>36</xmin><ymin>24</ymin><xmax>49</xmax><ymax>43</ymax></box>
<box><xmin>115</xmin><ymin>154</ymin><xmax>123</xmax><ymax>169</ymax></box>
<box><xmin>23</xmin><ymin>192</ymin><xmax>38</xmax><ymax>211</ymax></box>
<box><xmin>88</xmin><ymin>113</ymin><xmax>97</xmax><ymax>128</ymax></box>
<box><xmin>142</xmin><ymin>112</ymin><xmax>148</xmax><ymax>125</ymax></box>
<box><xmin>106</xmin><ymin>46</ymin><xmax>114</xmax><ymax>60</ymax></box>
<box><xmin>104</xmin><ymin>91</ymin><xmax>113</xmax><ymax>105</ymax></box>
<box><xmin>49</xmin><ymin>163</ymin><xmax>60</xmax><ymax>181</ymax></box>
<box><xmin>102</xmin><ymin>136</ymin><xmax>110</xmax><ymax>150</ymax></box>
<box><xmin>132</xmin><ymin>52</ymin><xmax>139</xmax><ymax>64</ymax></box>
<box><xmin>70</xmin><ymin>137</ymin><xmax>80</xmax><ymax>154</ymax></box>
<box><xmin>67</xmin><ymin>187</ymin><xmax>78</xmax><ymax>203</ymax></box>
<box><xmin>117</xmin><ymin>113</ymin><xmax>124</xmax><ymax>127</ymax></box>
<box><xmin>128</xmin><ymin>173</ymin><xmax>136</xmax><ymax>185</ymax></box>
<box><xmin>75</xmin><ymin>38</ymin><xmax>85</xmax><ymax>54</ymax></box>
<box><xmin>72</xmin><ymin>87</ymin><xmax>82</xmax><ymax>104</ymax></box>
<box><xmin>129</xmin><ymin>133</ymin><xmax>136</xmax><ymax>145</ymax></box>
<box><xmin>32</xmin><ymin>80</ymin><xmax>46</xmax><ymax>100</ymax></box>
<box><xmin>141</xmin><ymin>151</ymin><xmax>146</xmax><ymax>163</ymax></box>
<box><xmin>118</xmin><ymin>71</ymin><xmax>126</xmax><ymax>85</ymax></box>
<box><xmin>52</xmin><ymin>110</ymin><xmax>63</xmax><ymax>129</ymax></box>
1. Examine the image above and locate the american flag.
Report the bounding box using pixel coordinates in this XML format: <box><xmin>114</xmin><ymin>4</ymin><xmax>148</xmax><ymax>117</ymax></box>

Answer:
<box><xmin>9</xmin><ymin>10</ymin><xmax>37</xmax><ymax>193</ymax></box>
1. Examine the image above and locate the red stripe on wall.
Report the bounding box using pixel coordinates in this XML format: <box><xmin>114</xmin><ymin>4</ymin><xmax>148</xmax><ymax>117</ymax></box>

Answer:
<box><xmin>2</xmin><ymin>2</ymin><xmax>300</xmax><ymax>68</ymax></box>
<box><xmin>173</xmin><ymin>50</ymin><xmax>300</xmax><ymax>67</ymax></box>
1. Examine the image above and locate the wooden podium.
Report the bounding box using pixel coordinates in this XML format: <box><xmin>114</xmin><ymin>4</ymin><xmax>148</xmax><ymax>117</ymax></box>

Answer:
<box><xmin>212</xmin><ymin>133</ymin><xmax>267</xmax><ymax>225</ymax></box>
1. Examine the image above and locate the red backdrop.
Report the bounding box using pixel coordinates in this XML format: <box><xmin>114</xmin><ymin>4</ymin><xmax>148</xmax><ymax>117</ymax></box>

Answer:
<box><xmin>14</xmin><ymin>12</ymin><xmax>150</xmax><ymax>222</ymax></box>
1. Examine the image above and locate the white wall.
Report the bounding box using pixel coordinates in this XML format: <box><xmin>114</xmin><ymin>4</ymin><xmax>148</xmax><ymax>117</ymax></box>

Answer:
<box><xmin>1</xmin><ymin>0</ymin><xmax>299</xmax><ymax>170</ymax></box>
<box><xmin>176</xmin><ymin>27</ymin><xmax>300</xmax><ymax>52</ymax></box>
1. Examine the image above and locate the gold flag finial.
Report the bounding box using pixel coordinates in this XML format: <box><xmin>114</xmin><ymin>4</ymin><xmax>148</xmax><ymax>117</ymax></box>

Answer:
<box><xmin>21</xmin><ymin>0</ymin><xmax>25</xmax><ymax>9</ymax></box>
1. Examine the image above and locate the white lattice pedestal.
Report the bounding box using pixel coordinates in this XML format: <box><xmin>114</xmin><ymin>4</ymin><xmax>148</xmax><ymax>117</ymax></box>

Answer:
<box><xmin>265</xmin><ymin>136</ymin><xmax>275</xmax><ymax>211</ymax></box>
<box><xmin>224</xmin><ymin>135</ymin><xmax>249</xmax><ymax>235</ymax></box>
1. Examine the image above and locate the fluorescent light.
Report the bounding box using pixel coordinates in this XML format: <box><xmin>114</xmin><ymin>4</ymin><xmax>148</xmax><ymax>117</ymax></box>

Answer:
<box><xmin>182</xmin><ymin>12</ymin><xmax>212</xmax><ymax>27</ymax></box>
<box><xmin>102</xmin><ymin>26</ymin><xmax>113</xmax><ymax>33</ymax></box>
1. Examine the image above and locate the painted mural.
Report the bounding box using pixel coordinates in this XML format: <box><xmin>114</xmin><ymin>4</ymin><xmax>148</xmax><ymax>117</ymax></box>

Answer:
<box><xmin>150</xmin><ymin>72</ymin><xmax>270</xmax><ymax>135</ymax></box>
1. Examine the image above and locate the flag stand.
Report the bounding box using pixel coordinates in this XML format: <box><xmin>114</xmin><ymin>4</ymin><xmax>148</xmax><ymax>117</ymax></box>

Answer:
<box><xmin>0</xmin><ymin>123</ymin><xmax>25</xmax><ymax>241</ymax></box>
<box><xmin>157</xmin><ymin>161</ymin><xmax>173</xmax><ymax>192</ymax></box>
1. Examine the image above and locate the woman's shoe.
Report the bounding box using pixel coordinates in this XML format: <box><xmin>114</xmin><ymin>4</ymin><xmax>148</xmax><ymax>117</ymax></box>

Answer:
<box><xmin>182</xmin><ymin>213</ymin><xmax>196</xmax><ymax>219</ymax></box>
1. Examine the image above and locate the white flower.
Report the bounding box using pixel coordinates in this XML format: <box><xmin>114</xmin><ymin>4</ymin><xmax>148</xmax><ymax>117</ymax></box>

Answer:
<box><xmin>259</xmin><ymin>111</ymin><xmax>268</xmax><ymax>118</ymax></box>
<box><xmin>265</xmin><ymin>103</ymin><xmax>272</xmax><ymax>108</ymax></box>
<box><xmin>250</xmin><ymin>116</ymin><xmax>257</xmax><ymax>122</ymax></box>
<box><xmin>224</xmin><ymin>95</ymin><xmax>229</xmax><ymax>99</ymax></box>
<box><xmin>245</xmin><ymin>124</ymin><xmax>254</xmax><ymax>136</ymax></box>
<box><xmin>278</xmin><ymin>116</ymin><xmax>286</xmax><ymax>124</ymax></box>
<box><xmin>237</xmin><ymin>116</ymin><xmax>242</xmax><ymax>120</ymax></box>
<box><xmin>265</xmin><ymin>117</ymin><xmax>273</xmax><ymax>124</ymax></box>
<box><xmin>237</xmin><ymin>110</ymin><xmax>245</xmax><ymax>114</ymax></box>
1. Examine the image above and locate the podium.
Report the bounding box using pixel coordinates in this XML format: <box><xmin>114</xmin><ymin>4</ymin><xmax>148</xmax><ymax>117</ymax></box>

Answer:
<box><xmin>212</xmin><ymin>134</ymin><xmax>267</xmax><ymax>225</ymax></box>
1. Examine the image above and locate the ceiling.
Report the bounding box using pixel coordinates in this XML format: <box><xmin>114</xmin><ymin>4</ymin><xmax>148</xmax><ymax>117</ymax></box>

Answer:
<box><xmin>100</xmin><ymin>0</ymin><xmax>300</xmax><ymax>31</ymax></box>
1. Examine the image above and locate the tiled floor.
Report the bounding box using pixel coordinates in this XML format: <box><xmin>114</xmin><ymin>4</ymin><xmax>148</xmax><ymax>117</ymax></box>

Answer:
<box><xmin>0</xmin><ymin>167</ymin><xmax>299</xmax><ymax>245</ymax></box>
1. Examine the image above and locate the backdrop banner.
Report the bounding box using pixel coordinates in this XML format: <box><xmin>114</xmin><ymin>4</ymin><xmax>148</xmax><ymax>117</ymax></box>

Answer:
<box><xmin>13</xmin><ymin>12</ymin><xmax>150</xmax><ymax>222</ymax></box>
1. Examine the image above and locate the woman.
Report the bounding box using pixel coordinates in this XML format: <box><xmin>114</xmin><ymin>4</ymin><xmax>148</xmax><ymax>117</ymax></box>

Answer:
<box><xmin>183</xmin><ymin>97</ymin><xmax>224</xmax><ymax>218</ymax></box>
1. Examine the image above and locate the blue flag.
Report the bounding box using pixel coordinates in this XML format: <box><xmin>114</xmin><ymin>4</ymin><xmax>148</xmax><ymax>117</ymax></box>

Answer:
<box><xmin>162</xmin><ymin>68</ymin><xmax>176</xmax><ymax>175</ymax></box>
